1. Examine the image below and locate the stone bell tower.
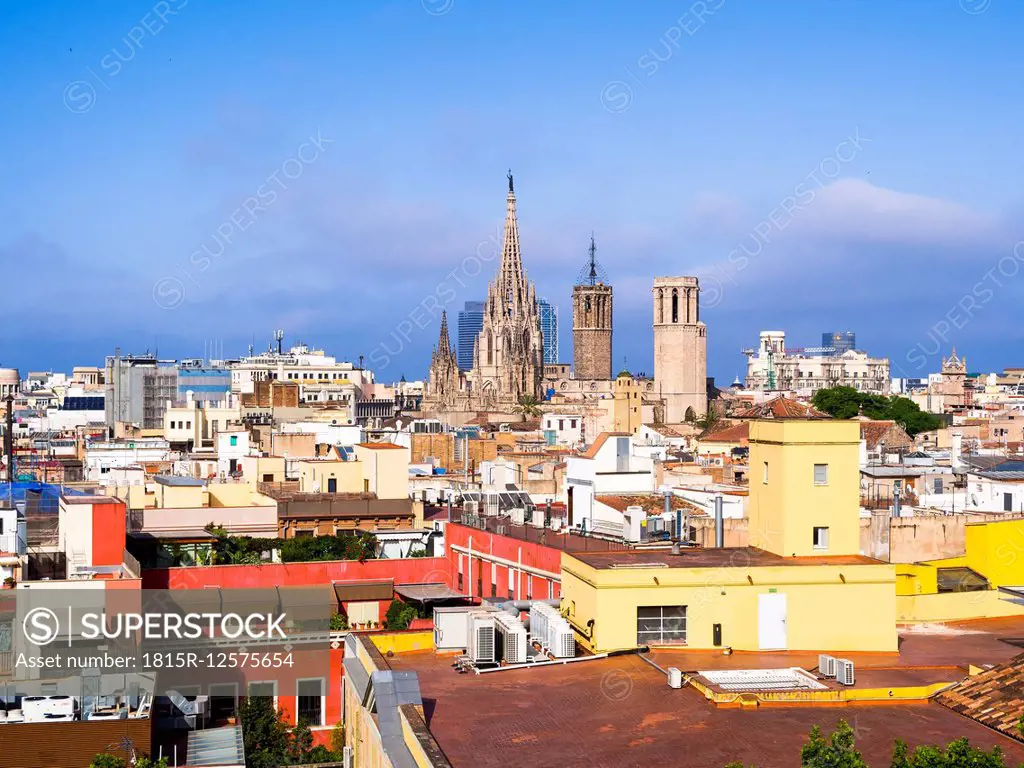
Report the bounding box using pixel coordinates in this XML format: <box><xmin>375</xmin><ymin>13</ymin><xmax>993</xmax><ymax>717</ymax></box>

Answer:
<box><xmin>652</xmin><ymin>276</ymin><xmax>707</xmax><ymax>422</ymax></box>
<box><xmin>572</xmin><ymin>235</ymin><xmax>612</xmax><ymax>381</ymax></box>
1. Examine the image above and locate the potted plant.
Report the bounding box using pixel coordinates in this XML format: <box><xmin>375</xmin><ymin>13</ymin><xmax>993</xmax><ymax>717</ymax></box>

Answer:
<box><xmin>3</xmin><ymin>577</ymin><xmax>15</xmax><ymax>589</ymax></box>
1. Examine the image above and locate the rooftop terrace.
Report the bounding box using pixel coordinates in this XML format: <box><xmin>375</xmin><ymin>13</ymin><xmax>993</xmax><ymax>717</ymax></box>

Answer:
<box><xmin>387</xmin><ymin>618</ymin><xmax>1024</xmax><ymax>767</ymax></box>
<box><xmin>571</xmin><ymin>546</ymin><xmax>883</xmax><ymax>569</ymax></box>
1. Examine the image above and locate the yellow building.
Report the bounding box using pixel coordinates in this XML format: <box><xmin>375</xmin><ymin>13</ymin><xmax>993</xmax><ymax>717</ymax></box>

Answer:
<box><xmin>354</xmin><ymin>442</ymin><xmax>410</xmax><ymax>500</ymax></box>
<box><xmin>747</xmin><ymin>419</ymin><xmax>861</xmax><ymax>558</ymax></box>
<box><xmin>612</xmin><ymin>371</ymin><xmax>642</xmax><ymax>435</ymax></box>
<box><xmin>296</xmin><ymin>451</ymin><xmax>363</xmax><ymax>494</ymax></box>
<box><xmin>896</xmin><ymin>517</ymin><xmax>1024</xmax><ymax>622</ymax></box>
<box><xmin>561</xmin><ymin>416</ymin><xmax>898</xmax><ymax>653</ymax></box>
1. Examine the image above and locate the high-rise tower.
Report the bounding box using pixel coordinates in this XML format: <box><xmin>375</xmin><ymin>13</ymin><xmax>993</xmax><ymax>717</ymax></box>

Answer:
<box><xmin>652</xmin><ymin>276</ymin><xmax>707</xmax><ymax>422</ymax></box>
<box><xmin>572</xmin><ymin>235</ymin><xmax>613</xmax><ymax>380</ymax></box>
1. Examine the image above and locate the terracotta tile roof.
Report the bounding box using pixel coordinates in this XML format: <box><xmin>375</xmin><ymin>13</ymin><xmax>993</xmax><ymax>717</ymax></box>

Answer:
<box><xmin>580</xmin><ymin>432</ymin><xmax>630</xmax><ymax>459</ymax></box>
<box><xmin>860</xmin><ymin>420</ymin><xmax>912</xmax><ymax>450</ymax></box>
<box><xmin>699</xmin><ymin>421</ymin><xmax>749</xmax><ymax>444</ymax></box>
<box><xmin>935</xmin><ymin>652</ymin><xmax>1024</xmax><ymax>741</ymax></box>
<box><xmin>733</xmin><ymin>395</ymin><xmax>829</xmax><ymax>420</ymax></box>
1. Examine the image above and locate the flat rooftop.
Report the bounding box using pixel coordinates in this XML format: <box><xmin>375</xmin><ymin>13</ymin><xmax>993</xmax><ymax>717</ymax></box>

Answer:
<box><xmin>389</xmin><ymin>633</ymin><xmax>1024</xmax><ymax>768</ymax></box>
<box><xmin>571</xmin><ymin>546</ymin><xmax>883</xmax><ymax>569</ymax></box>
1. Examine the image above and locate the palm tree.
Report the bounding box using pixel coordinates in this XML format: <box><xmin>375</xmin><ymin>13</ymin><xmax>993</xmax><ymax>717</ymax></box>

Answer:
<box><xmin>515</xmin><ymin>395</ymin><xmax>542</xmax><ymax>418</ymax></box>
<box><xmin>688</xmin><ymin>408</ymin><xmax>722</xmax><ymax>433</ymax></box>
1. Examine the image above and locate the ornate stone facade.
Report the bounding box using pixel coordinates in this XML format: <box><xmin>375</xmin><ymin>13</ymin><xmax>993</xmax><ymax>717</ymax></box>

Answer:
<box><xmin>423</xmin><ymin>174</ymin><xmax>544</xmax><ymax>413</ymax></box>
<box><xmin>652</xmin><ymin>276</ymin><xmax>707</xmax><ymax>422</ymax></box>
<box><xmin>572</xmin><ymin>235</ymin><xmax>613</xmax><ymax>381</ymax></box>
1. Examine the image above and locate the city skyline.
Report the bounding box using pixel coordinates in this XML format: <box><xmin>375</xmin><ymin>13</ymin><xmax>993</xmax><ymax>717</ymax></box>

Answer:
<box><xmin>2</xmin><ymin>1</ymin><xmax>1023</xmax><ymax>381</ymax></box>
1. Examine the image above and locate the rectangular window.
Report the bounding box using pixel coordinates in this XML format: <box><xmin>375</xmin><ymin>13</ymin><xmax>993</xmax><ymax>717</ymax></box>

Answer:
<box><xmin>813</xmin><ymin>464</ymin><xmax>828</xmax><ymax>485</ymax></box>
<box><xmin>637</xmin><ymin>605</ymin><xmax>687</xmax><ymax>646</ymax></box>
<box><xmin>763</xmin><ymin>461</ymin><xmax>769</xmax><ymax>484</ymax></box>
<box><xmin>558</xmin><ymin>419</ymin><xmax>564</xmax><ymax>430</ymax></box>
<box><xmin>297</xmin><ymin>678</ymin><xmax>325</xmax><ymax>726</ymax></box>
<box><xmin>571</xmin><ymin>420</ymin><xmax>577</xmax><ymax>428</ymax></box>
<box><xmin>813</xmin><ymin>526</ymin><xmax>829</xmax><ymax>550</ymax></box>
<box><xmin>248</xmin><ymin>681</ymin><xmax>276</xmax><ymax>700</ymax></box>
<box><xmin>230</xmin><ymin>435</ymin><xmax>238</xmax><ymax>447</ymax></box>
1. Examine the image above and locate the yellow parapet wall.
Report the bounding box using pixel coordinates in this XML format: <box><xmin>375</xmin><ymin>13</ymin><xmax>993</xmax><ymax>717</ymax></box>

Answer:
<box><xmin>369</xmin><ymin>629</ymin><xmax>435</xmax><ymax>655</ymax></box>
<box><xmin>896</xmin><ymin>590</ymin><xmax>1024</xmax><ymax>622</ymax></box>
<box><xmin>687</xmin><ymin>675</ymin><xmax>959</xmax><ymax>707</ymax></box>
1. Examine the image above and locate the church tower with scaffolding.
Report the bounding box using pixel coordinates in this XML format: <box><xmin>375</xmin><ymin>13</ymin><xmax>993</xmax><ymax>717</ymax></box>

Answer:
<box><xmin>572</xmin><ymin>235</ymin><xmax>613</xmax><ymax>381</ymax></box>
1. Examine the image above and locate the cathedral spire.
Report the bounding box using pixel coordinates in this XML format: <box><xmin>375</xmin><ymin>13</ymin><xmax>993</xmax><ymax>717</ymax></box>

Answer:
<box><xmin>498</xmin><ymin>170</ymin><xmax>525</xmax><ymax>315</ymax></box>
<box><xmin>436</xmin><ymin>310</ymin><xmax>453</xmax><ymax>355</ymax></box>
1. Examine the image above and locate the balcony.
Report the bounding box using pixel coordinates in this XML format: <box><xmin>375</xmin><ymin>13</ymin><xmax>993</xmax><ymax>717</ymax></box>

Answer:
<box><xmin>0</xmin><ymin>532</ymin><xmax>27</xmax><ymax>556</ymax></box>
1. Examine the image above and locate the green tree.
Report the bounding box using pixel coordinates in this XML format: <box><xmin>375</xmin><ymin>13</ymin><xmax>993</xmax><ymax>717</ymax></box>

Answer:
<box><xmin>890</xmin><ymin>737</ymin><xmax>1008</xmax><ymax>767</ymax></box>
<box><xmin>238</xmin><ymin>695</ymin><xmax>290</xmax><ymax>768</ymax></box>
<box><xmin>515</xmin><ymin>395</ymin><xmax>542</xmax><ymax>418</ymax></box>
<box><xmin>330</xmin><ymin>721</ymin><xmax>345</xmax><ymax>756</ymax></box>
<box><xmin>90</xmin><ymin>755</ymin><xmax>168</xmax><ymax>768</ymax></box>
<box><xmin>800</xmin><ymin>721</ymin><xmax>867</xmax><ymax>768</ymax></box>
<box><xmin>811</xmin><ymin>387</ymin><xmax>941</xmax><ymax>436</ymax></box>
<box><xmin>384</xmin><ymin>598</ymin><xmax>418</xmax><ymax>630</ymax></box>
<box><xmin>287</xmin><ymin>719</ymin><xmax>315</xmax><ymax>765</ymax></box>
<box><xmin>689</xmin><ymin>408</ymin><xmax>723</xmax><ymax>433</ymax></box>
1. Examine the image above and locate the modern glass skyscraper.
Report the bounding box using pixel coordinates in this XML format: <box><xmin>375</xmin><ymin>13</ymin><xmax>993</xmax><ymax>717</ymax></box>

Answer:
<box><xmin>822</xmin><ymin>331</ymin><xmax>856</xmax><ymax>356</ymax></box>
<box><xmin>539</xmin><ymin>299</ymin><xmax>559</xmax><ymax>364</ymax></box>
<box><xmin>457</xmin><ymin>301</ymin><xmax>485</xmax><ymax>370</ymax></box>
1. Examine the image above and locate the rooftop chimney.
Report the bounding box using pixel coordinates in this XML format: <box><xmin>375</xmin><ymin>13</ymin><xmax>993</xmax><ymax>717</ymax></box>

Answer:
<box><xmin>714</xmin><ymin>495</ymin><xmax>724</xmax><ymax>548</ymax></box>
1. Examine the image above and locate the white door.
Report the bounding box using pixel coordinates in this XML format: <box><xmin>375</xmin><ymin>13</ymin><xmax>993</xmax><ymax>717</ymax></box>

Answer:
<box><xmin>758</xmin><ymin>593</ymin><xmax>787</xmax><ymax>650</ymax></box>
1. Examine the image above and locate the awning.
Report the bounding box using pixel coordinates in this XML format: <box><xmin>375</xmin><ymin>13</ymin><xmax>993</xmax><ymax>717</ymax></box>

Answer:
<box><xmin>394</xmin><ymin>583</ymin><xmax>464</xmax><ymax>602</ymax></box>
<box><xmin>334</xmin><ymin>579</ymin><xmax>394</xmax><ymax>602</ymax></box>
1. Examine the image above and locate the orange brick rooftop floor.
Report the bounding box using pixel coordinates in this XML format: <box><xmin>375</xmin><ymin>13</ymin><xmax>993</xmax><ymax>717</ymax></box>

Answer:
<box><xmin>386</xmin><ymin>618</ymin><xmax>1024</xmax><ymax>768</ymax></box>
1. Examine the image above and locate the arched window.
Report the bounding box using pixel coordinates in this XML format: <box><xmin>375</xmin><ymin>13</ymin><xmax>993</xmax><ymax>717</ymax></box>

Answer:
<box><xmin>585</xmin><ymin>296</ymin><xmax>591</xmax><ymax>312</ymax></box>
<box><xmin>671</xmin><ymin>289</ymin><xmax>679</xmax><ymax>323</ymax></box>
<box><xmin>685</xmin><ymin>406</ymin><xmax>696</xmax><ymax>422</ymax></box>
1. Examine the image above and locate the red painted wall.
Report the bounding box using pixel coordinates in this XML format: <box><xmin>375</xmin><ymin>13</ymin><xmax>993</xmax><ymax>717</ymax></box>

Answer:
<box><xmin>444</xmin><ymin>524</ymin><xmax>563</xmax><ymax>602</ymax></box>
<box><xmin>142</xmin><ymin>557</ymin><xmax>450</xmax><ymax>590</ymax></box>
<box><xmin>91</xmin><ymin>500</ymin><xmax>127</xmax><ymax>568</ymax></box>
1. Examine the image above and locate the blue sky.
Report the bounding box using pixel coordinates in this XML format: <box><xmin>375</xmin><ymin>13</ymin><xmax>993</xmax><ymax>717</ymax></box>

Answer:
<box><xmin>1</xmin><ymin>0</ymin><xmax>1022</xmax><ymax>383</ymax></box>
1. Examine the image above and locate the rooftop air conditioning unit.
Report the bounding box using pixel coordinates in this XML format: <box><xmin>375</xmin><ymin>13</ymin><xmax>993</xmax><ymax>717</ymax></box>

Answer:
<box><xmin>529</xmin><ymin>603</ymin><xmax>555</xmax><ymax>648</ymax></box>
<box><xmin>510</xmin><ymin>508</ymin><xmax>526</xmax><ymax>526</ymax></box>
<box><xmin>494</xmin><ymin>613</ymin><xmax>528</xmax><ymax>664</ymax></box>
<box><xmin>549</xmin><ymin>622</ymin><xmax>576</xmax><ymax>659</ymax></box>
<box><xmin>818</xmin><ymin>654</ymin><xmax>837</xmax><ymax>678</ymax></box>
<box><xmin>531</xmin><ymin>508</ymin><xmax>544</xmax><ymax>528</ymax></box>
<box><xmin>466</xmin><ymin>611</ymin><xmax>496</xmax><ymax>665</ymax></box>
<box><xmin>835</xmin><ymin>658</ymin><xmax>855</xmax><ymax>686</ymax></box>
<box><xmin>464</xmin><ymin>500</ymin><xmax>480</xmax><ymax>515</ymax></box>
<box><xmin>667</xmin><ymin>667</ymin><xmax>683</xmax><ymax>689</ymax></box>
<box><xmin>20</xmin><ymin>697</ymin><xmax>48</xmax><ymax>722</ymax></box>
<box><xmin>47</xmin><ymin>696</ymin><xmax>75</xmax><ymax>717</ymax></box>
